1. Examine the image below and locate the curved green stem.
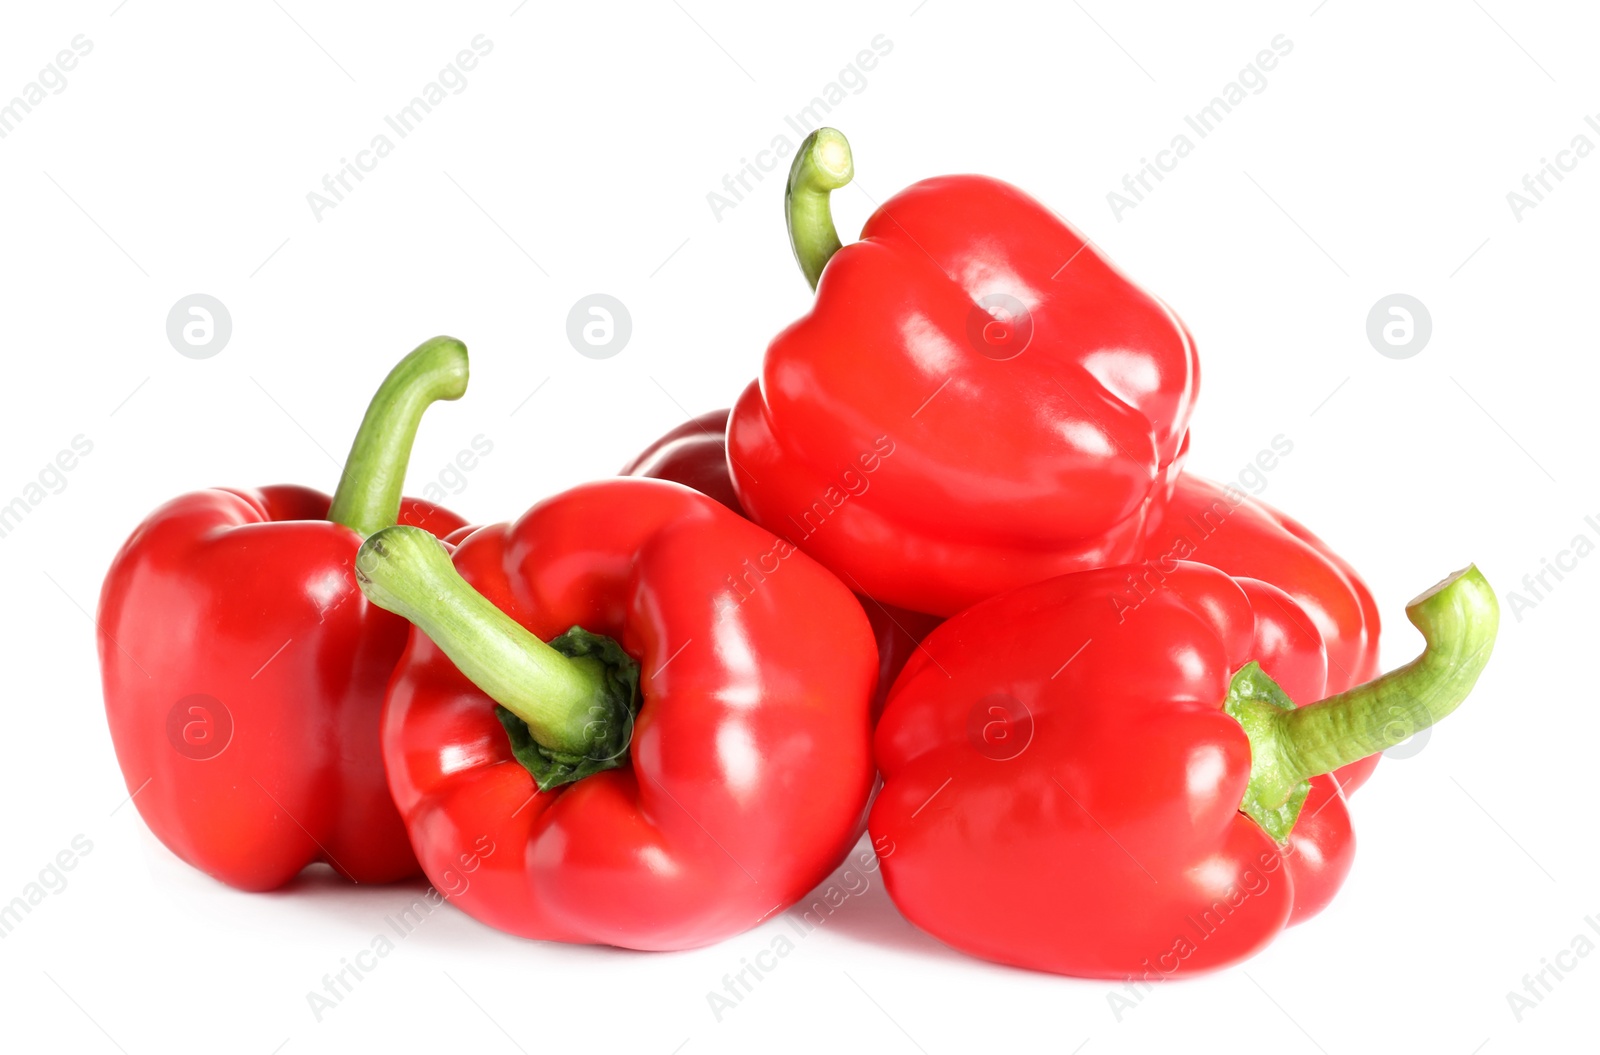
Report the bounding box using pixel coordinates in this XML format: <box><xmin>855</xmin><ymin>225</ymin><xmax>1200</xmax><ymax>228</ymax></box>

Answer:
<box><xmin>326</xmin><ymin>336</ymin><xmax>469</xmax><ymax>536</ymax></box>
<box><xmin>1229</xmin><ymin>565</ymin><xmax>1498</xmax><ymax>840</ymax></box>
<box><xmin>355</xmin><ymin>526</ymin><xmax>638</xmax><ymax>790</ymax></box>
<box><xmin>786</xmin><ymin>127</ymin><xmax>854</xmax><ymax>290</ymax></box>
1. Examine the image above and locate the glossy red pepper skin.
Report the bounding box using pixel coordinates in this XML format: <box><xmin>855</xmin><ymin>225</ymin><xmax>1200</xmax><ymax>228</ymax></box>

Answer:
<box><xmin>619</xmin><ymin>410</ymin><xmax>743</xmax><ymax>513</ymax></box>
<box><xmin>382</xmin><ymin>478</ymin><xmax>878</xmax><ymax>950</ymax></box>
<box><xmin>621</xmin><ymin>410</ymin><xmax>941</xmax><ymax>718</ymax></box>
<box><xmin>728</xmin><ymin>174</ymin><xmax>1199</xmax><ymax>616</ymax></box>
<box><xmin>98</xmin><ymin>485</ymin><xmax>465</xmax><ymax>892</ymax></box>
<box><xmin>871</xmin><ymin>561</ymin><xmax>1355</xmax><ymax>978</ymax></box>
<box><xmin>1143</xmin><ymin>474</ymin><xmax>1382</xmax><ymax>792</ymax></box>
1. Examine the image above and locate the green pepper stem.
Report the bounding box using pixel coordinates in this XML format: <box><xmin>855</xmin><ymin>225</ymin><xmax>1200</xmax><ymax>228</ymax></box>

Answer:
<box><xmin>354</xmin><ymin>525</ymin><xmax>615</xmax><ymax>758</ymax></box>
<box><xmin>1242</xmin><ymin>565</ymin><xmax>1499</xmax><ymax>809</ymax></box>
<box><xmin>326</xmin><ymin>336</ymin><xmax>470</xmax><ymax>536</ymax></box>
<box><xmin>786</xmin><ymin>127</ymin><xmax>854</xmax><ymax>290</ymax></box>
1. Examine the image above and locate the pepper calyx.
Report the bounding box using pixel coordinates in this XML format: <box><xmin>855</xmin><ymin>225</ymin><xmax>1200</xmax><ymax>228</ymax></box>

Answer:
<box><xmin>1225</xmin><ymin>565</ymin><xmax>1497</xmax><ymax>842</ymax></box>
<box><xmin>495</xmin><ymin>627</ymin><xmax>641</xmax><ymax>792</ymax></box>
<box><xmin>1225</xmin><ymin>662</ymin><xmax>1311</xmax><ymax>843</ymax></box>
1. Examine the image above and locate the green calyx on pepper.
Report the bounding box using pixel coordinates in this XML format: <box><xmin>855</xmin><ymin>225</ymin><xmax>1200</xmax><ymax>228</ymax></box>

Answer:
<box><xmin>1227</xmin><ymin>564</ymin><xmax>1499</xmax><ymax>841</ymax></box>
<box><xmin>355</xmin><ymin>525</ymin><xmax>640</xmax><ymax>791</ymax></box>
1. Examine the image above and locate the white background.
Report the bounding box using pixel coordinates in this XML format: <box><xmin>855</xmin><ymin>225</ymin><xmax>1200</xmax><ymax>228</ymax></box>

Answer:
<box><xmin>0</xmin><ymin>1</ymin><xmax>1594</xmax><ymax>1051</ymax></box>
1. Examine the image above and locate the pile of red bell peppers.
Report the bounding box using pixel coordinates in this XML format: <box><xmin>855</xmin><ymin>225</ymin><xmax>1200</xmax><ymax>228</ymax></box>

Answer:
<box><xmin>98</xmin><ymin>128</ymin><xmax>1497</xmax><ymax>978</ymax></box>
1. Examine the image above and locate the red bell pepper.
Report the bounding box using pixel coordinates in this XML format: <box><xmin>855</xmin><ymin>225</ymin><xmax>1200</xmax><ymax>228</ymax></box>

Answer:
<box><xmin>1146</xmin><ymin>475</ymin><xmax>1381</xmax><ymax>690</ymax></box>
<box><xmin>870</xmin><ymin>561</ymin><xmax>1496</xmax><ymax>977</ymax></box>
<box><xmin>727</xmin><ymin>128</ymin><xmax>1199</xmax><ymax>616</ymax></box>
<box><xmin>621</xmin><ymin>409</ymin><xmax>941</xmax><ymax>717</ymax></box>
<box><xmin>619</xmin><ymin>409</ymin><xmax>744</xmax><ymax>513</ymax></box>
<box><xmin>1141</xmin><ymin>474</ymin><xmax>1384</xmax><ymax>792</ymax></box>
<box><xmin>353</xmin><ymin>477</ymin><xmax>878</xmax><ymax>950</ymax></box>
<box><xmin>98</xmin><ymin>338</ymin><xmax>470</xmax><ymax>891</ymax></box>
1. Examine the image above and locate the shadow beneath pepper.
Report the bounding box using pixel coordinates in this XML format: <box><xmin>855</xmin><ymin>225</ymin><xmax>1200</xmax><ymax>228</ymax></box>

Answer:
<box><xmin>270</xmin><ymin>866</ymin><xmax>695</xmax><ymax>966</ymax></box>
<box><xmin>789</xmin><ymin>837</ymin><xmax>971</xmax><ymax>966</ymax></box>
<box><xmin>264</xmin><ymin>866</ymin><xmax>531</xmax><ymax>953</ymax></box>
<box><xmin>262</xmin><ymin>843</ymin><xmax>978</xmax><ymax>971</ymax></box>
